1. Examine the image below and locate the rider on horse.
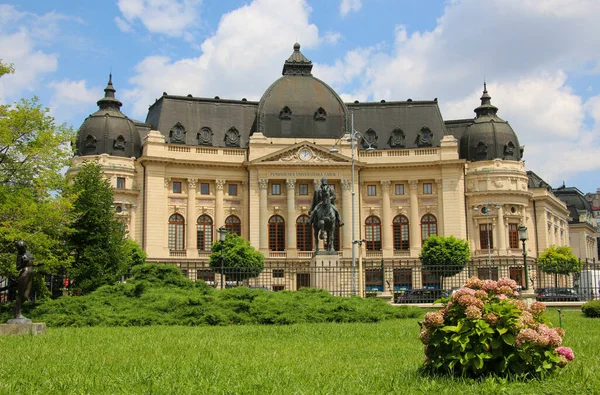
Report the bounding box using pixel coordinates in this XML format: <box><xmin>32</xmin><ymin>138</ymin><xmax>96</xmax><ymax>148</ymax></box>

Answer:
<box><xmin>309</xmin><ymin>178</ymin><xmax>344</xmax><ymax>227</ymax></box>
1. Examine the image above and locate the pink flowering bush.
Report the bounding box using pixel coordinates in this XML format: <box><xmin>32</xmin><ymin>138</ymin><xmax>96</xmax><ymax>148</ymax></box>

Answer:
<box><xmin>420</xmin><ymin>277</ymin><xmax>573</xmax><ymax>377</ymax></box>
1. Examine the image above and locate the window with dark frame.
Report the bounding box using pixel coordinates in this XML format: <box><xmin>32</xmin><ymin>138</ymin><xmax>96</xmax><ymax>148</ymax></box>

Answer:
<box><xmin>116</xmin><ymin>177</ymin><xmax>126</xmax><ymax>189</ymax></box>
<box><xmin>477</xmin><ymin>267</ymin><xmax>499</xmax><ymax>281</ymax></box>
<box><xmin>508</xmin><ymin>224</ymin><xmax>519</xmax><ymax>249</ymax></box>
<box><xmin>271</xmin><ymin>183</ymin><xmax>281</xmax><ymax>195</ymax></box>
<box><xmin>197</xmin><ymin>269</ymin><xmax>215</xmax><ymax>284</ymax></box>
<box><xmin>393</xmin><ymin>268</ymin><xmax>412</xmax><ymax>290</ymax></box>
<box><xmin>172</xmin><ymin>181</ymin><xmax>182</xmax><ymax>194</ymax></box>
<box><xmin>421</xmin><ymin>214</ymin><xmax>437</xmax><ymax>242</ymax></box>
<box><xmin>196</xmin><ymin>215</ymin><xmax>213</xmax><ymax>251</ymax></box>
<box><xmin>393</xmin><ymin>215</ymin><xmax>409</xmax><ymax>250</ymax></box>
<box><xmin>272</xmin><ymin>285</ymin><xmax>285</xmax><ymax>291</ymax></box>
<box><xmin>225</xmin><ymin>215</ymin><xmax>241</xmax><ymax>236</ymax></box>
<box><xmin>479</xmin><ymin>223</ymin><xmax>493</xmax><ymax>249</ymax></box>
<box><xmin>365</xmin><ymin>216</ymin><xmax>382</xmax><ymax>251</ymax></box>
<box><xmin>168</xmin><ymin>213</ymin><xmax>185</xmax><ymax>250</ymax></box>
<box><xmin>395</xmin><ymin>184</ymin><xmax>404</xmax><ymax>195</ymax></box>
<box><xmin>272</xmin><ymin>269</ymin><xmax>284</xmax><ymax>278</ymax></box>
<box><xmin>269</xmin><ymin>215</ymin><xmax>285</xmax><ymax>251</ymax></box>
<box><xmin>423</xmin><ymin>183</ymin><xmax>432</xmax><ymax>194</ymax></box>
<box><xmin>296</xmin><ymin>215</ymin><xmax>313</xmax><ymax>251</ymax></box>
<box><xmin>200</xmin><ymin>183</ymin><xmax>210</xmax><ymax>195</ymax></box>
<box><xmin>228</xmin><ymin>184</ymin><xmax>237</xmax><ymax>196</ymax></box>
<box><xmin>367</xmin><ymin>185</ymin><xmax>376</xmax><ymax>196</ymax></box>
<box><xmin>365</xmin><ymin>269</ymin><xmax>384</xmax><ymax>291</ymax></box>
<box><xmin>299</xmin><ymin>183</ymin><xmax>308</xmax><ymax>195</ymax></box>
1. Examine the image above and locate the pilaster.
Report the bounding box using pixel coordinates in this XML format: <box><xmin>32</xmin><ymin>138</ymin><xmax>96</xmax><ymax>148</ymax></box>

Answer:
<box><xmin>259</xmin><ymin>179</ymin><xmax>269</xmax><ymax>251</ymax></box>
<box><xmin>408</xmin><ymin>180</ymin><xmax>420</xmax><ymax>256</ymax></box>
<box><xmin>381</xmin><ymin>181</ymin><xmax>392</xmax><ymax>257</ymax></box>
<box><xmin>286</xmin><ymin>178</ymin><xmax>297</xmax><ymax>256</ymax></box>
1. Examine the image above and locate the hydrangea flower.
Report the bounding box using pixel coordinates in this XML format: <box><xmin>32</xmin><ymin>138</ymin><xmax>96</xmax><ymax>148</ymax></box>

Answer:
<box><xmin>556</xmin><ymin>347</ymin><xmax>574</xmax><ymax>361</ymax></box>
<box><xmin>423</xmin><ymin>312</ymin><xmax>445</xmax><ymax>328</ymax></box>
<box><xmin>530</xmin><ymin>301</ymin><xmax>546</xmax><ymax>315</ymax></box>
<box><xmin>465</xmin><ymin>305</ymin><xmax>482</xmax><ymax>319</ymax></box>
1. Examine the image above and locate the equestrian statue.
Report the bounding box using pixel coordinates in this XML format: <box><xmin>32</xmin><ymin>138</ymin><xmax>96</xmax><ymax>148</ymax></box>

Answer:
<box><xmin>309</xmin><ymin>178</ymin><xmax>344</xmax><ymax>253</ymax></box>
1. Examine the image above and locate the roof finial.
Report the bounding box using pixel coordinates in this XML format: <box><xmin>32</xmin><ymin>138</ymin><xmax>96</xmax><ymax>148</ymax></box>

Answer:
<box><xmin>483</xmin><ymin>78</ymin><xmax>487</xmax><ymax>93</ymax></box>
<box><xmin>98</xmin><ymin>73</ymin><xmax>122</xmax><ymax>110</ymax></box>
<box><xmin>108</xmin><ymin>72</ymin><xmax>113</xmax><ymax>86</ymax></box>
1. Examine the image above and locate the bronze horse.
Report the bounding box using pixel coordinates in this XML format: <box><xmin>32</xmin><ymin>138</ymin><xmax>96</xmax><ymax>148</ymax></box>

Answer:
<box><xmin>312</xmin><ymin>187</ymin><xmax>337</xmax><ymax>253</ymax></box>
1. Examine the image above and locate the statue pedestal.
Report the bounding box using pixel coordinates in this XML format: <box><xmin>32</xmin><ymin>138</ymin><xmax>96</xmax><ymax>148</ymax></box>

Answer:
<box><xmin>311</xmin><ymin>254</ymin><xmax>341</xmax><ymax>294</ymax></box>
<box><xmin>0</xmin><ymin>322</ymin><xmax>46</xmax><ymax>336</ymax></box>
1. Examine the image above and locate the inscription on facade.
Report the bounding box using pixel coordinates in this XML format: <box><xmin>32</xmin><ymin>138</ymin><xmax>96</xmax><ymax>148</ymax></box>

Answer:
<box><xmin>269</xmin><ymin>172</ymin><xmax>340</xmax><ymax>178</ymax></box>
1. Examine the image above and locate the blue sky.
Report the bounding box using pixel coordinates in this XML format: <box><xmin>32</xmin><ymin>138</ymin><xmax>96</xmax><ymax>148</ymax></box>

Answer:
<box><xmin>1</xmin><ymin>0</ymin><xmax>599</xmax><ymax>194</ymax></box>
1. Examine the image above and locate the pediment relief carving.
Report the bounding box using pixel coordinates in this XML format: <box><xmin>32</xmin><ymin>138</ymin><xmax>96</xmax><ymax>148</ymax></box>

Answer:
<box><xmin>253</xmin><ymin>143</ymin><xmax>350</xmax><ymax>164</ymax></box>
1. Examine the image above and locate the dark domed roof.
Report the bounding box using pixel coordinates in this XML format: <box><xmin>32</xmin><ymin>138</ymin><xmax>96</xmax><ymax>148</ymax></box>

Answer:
<box><xmin>76</xmin><ymin>75</ymin><xmax>141</xmax><ymax>158</ymax></box>
<box><xmin>553</xmin><ymin>185</ymin><xmax>593</xmax><ymax>223</ymax></box>
<box><xmin>256</xmin><ymin>43</ymin><xmax>348</xmax><ymax>139</ymax></box>
<box><xmin>459</xmin><ymin>84</ymin><xmax>522</xmax><ymax>162</ymax></box>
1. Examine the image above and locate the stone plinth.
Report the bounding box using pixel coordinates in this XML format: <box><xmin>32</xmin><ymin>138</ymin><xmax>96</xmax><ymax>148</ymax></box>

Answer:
<box><xmin>311</xmin><ymin>254</ymin><xmax>341</xmax><ymax>293</ymax></box>
<box><xmin>0</xmin><ymin>323</ymin><xmax>46</xmax><ymax>336</ymax></box>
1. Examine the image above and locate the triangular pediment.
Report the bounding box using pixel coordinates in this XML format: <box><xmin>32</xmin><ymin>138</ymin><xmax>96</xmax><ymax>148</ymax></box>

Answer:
<box><xmin>251</xmin><ymin>142</ymin><xmax>350</xmax><ymax>164</ymax></box>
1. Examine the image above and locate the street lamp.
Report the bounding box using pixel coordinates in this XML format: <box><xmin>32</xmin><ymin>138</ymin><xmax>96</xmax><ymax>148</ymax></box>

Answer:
<box><xmin>353</xmin><ymin>239</ymin><xmax>366</xmax><ymax>297</ymax></box>
<box><xmin>330</xmin><ymin>113</ymin><xmax>374</xmax><ymax>296</ymax></box>
<box><xmin>217</xmin><ymin>226</ymin><xmax>228</xmax><ymax>289</ymax></box>
<box><xmin>518</xmin><ymin>224</ymin><xmax>529</xmax><ymax>291</ymax></box>
<box><xmin>473</xmin><ymin>203</ymin><xmax>499</xmax><ymax>277</ymax></box>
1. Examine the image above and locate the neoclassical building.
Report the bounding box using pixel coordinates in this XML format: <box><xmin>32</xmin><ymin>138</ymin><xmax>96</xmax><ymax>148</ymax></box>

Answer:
<box><xmin>71</xmin><ymin>44</ymin><xmax>594</xmax><ymax>289</ymax></box>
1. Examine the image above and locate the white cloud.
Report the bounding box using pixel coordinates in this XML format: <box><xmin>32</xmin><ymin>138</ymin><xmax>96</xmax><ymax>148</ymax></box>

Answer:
<box><xmin>48</xmin><ymin>79</ymin><xmax>102</xmax><ymax>122</ymax></box>
<box><xmin>322</xmin><ymin>31</ymin><xmax>342</xmax><ymax>45</ymax></box>
<box><xmin>0</xmin><ymin>5</ymin><xmax>60</xmax><ymax>102</ymax></box>
<box><xmin>339</xmin><ymin>0</ymin><xmax>362</xmax><ymax>17</ymax></box>
<box><xmin>315</xmin><ymin>0</ymin><xmax>600</xmax><ymax>188</ymax></box>
<box><xmin>123</xmin><ymin>0</ymin><xmax>320</xmax><ymax>117</ymax></box>
<box><xmin>115</xmin><ymin>0</ymin><xmax>202</xmax><ymax>37</ymax></box>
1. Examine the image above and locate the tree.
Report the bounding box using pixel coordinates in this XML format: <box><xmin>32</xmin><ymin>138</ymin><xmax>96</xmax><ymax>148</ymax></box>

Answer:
<box><xmin>0</xmin><ymin>60</ymin><xmax>75</xmax><ymax>299</ymax></box>
<box><xmin>209</xmin><ymin>233</ymin><xmax>264</xmax><ymax>283</ymax></box>
<box><xmin>538</xmin><ymin>245</ymin><xmax>581</xmax><ymax>287</ymax></box>
<box><xmin>420</xmin><ymin>235</ymin><xmax>471</xmax><ymax>288</ymax></box>
<box><xmin>68</xmin><ymin>161</ymin><xmax>132</xmax><ymax>293</ymax></box>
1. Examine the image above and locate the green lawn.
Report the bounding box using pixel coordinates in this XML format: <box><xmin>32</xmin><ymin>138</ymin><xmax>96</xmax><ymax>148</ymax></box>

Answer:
<box><xmin>0</xmin><ymin>309</ymin><xmax>598</xmax><ymax>394</ymax></box>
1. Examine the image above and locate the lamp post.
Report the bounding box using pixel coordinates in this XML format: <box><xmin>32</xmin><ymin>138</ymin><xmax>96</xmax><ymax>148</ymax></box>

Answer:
<box><xmin>353</xmin><ymin>239</ymin><xmax>366</xmax><ymax>297</ymax></box>
<box><xmin>217</xmin><ymin>226</ymin><xmax>228</xmax><ymax>289</ymax></box>
<box><xmin>330</xmin><ymin>113</ymin><xmax>374</xmax><ymax>296</ymax></box>
<box><xmin>473</xmin><ymin>203</ymin><xmax>499</xmax><ymax>278</ymax></box>
<box><xmin>518</xmin><ymin>224</ymin><xmax>529</xmax><ymax>291</ymax></box>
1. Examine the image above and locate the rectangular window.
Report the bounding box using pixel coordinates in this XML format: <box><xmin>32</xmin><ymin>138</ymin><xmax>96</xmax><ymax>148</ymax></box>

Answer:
<box><xmin>272</xmin><ymin>285</ymin><xmax>285</xmax><ymax>292</ymax></box>
<box><xmin>197</xmin><ymin>269</ymin><xmax>215</xmax><ymax>285</ymax></box>
<box><xmin>172</xmin><ymin>181</ymin><xmax>182</xmax><ymax>194</ymax></box>
<box><xmin>395</xmin><ymin>184</ymin><xmax>404</xmax><ymax>195</ymax></box>
<box><xmin>228</xmin><ymin>184</ymin><xmax>237</xmax><ymax>196</ymax></box>
<box><xmin>367</xmin><ymin>185</ymin><xmax>376</xmax><ymax>196</ymax></box>
<box><xmin>423</xmin><ymin>183</ymin><xmax>432</xmax><ymax>194</ymax></box>
<box><xmin>200</xmin><ymin>183</ymin><xmax>210</xmax><ymax>195</ymax></box>
<box><xmin>299</xmin><ymin>183</ymin><xmax>308</xmax><ymax>195</ymax></box>
<box><xmin>508</xmin><ymin>224</ymin><xmax>519</xmax><ymax>249</ymax></box>
<box><xmin>509</xmin><ymin>267</ymin><xmax>524</xmax><ymax>287</ymax></box>
<box><xmin>477</xmin><ymin>267</ymin><xmax>499</xmax><ymax>281</ymax></box>
<box><xmin>116</xmin><ymin>177</ymin><xmax>126</xmax><ymax>189</ymax></box>
<box><xmin>479</xmin><ymin>224</ymin><xmax>493</xmax><ymax>249</ymax></box>
<box><xmin>272</xmin><ymin>269</ymin><xmax>284</xmax><ymax>278</ymax></box>
<box><xmin>181</xmin><ymin>269</ymin><xmax>188</xmax><ymax>278</ymax></box>
<box><xmin>393</xmin><ymin>269</ymin><xmax>412</xmax><ymax>290</ymax></box>
<box><xmin>272</xmin><ymin>183</ymin><xmax>281</xmax><ymax>195</ymax></box>
<box><xmin>365</xmin><ymin>269</ymin><xmax>384</xmax><ymax>292</ymax></box>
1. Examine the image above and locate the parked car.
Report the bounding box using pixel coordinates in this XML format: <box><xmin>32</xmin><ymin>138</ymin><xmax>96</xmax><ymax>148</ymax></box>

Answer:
<box><xmin>535</xmin><ymin>287</ymin><xmax>580</xmax><ymax>302</ymax></box>
<box><xmin>395</xmin><ymin>289</ymin><xmax>450</xmax><ymax>304</ymax></box>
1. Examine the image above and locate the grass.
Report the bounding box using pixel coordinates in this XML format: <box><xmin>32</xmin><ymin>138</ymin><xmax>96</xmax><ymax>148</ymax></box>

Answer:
<box><xmin>0</xmin><ymin>309</ymin><xmax>598</xmax><ymax>394</ymax></box>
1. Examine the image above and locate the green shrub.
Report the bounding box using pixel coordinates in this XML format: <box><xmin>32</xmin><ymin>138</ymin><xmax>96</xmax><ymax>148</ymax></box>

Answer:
<box><xmin>582</xmin><ymin>300</ymin><xmax>600</xmax><ymax>317</ymax></box>
<box><xmin>420</xmin><ymin>277</ymin><xmax>573</xmax><ymax>378</ymax></box>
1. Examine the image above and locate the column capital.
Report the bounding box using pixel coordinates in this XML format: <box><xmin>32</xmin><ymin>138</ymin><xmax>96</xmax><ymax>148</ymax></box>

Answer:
<box><xmin>258</xmin><ymin>178</ymin><xmax>269</xmax><ymax>189</ymax></box>
<box><xmin>381</xmin><ymin>180</ymin><xmax>391</xmax><ymax>190</ymax></box>
<box><xmin>215</xmin><ymin>179</ymin><xmax>226</xmax><ymax>190</ymax></box>
<box><xmin>341</xmin><ymin>179</ymin><xmax>352</xmax><ymax>190</ymax></box>
<box><xmin>286</xmin><ymin>178</ymin><xmax>296</xmax><ymax>189</ymax></box>
<box><xmin>408</xmin><ymin>179</ymin><xmax>419</xmax><ymax>189</ymax></box>
<box><xmin>435</xmin><ymin>178</ymin><xmax>442</xmax><ymax>186</ymax></box>
<box><xmin>164</xmin><ymin>177</ymin><xmax>171</xmax><ymax>188</ymax></box>
<box><xmin>187</xmin><ymin>178</ymin><xmax>197</xmax><ymax>188</ymax></box>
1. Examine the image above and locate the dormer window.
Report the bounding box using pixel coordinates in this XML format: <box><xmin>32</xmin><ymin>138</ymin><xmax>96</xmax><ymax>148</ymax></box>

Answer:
<box><xmin>279</xmin><ymin>106</ymin><xmax>292</xmax><ymax>120</ymax></box>
<box><xmin>169</xmin><ymin>123</ymin><xmax>186</xmax><ymax>144</ymax></box>
<box><xmin>362</xmin><ymin>128</ymin><xmax>378</xmax><ymax>149</ymax></box>
<box><xmin>416</xmin><ymin>126</ymin><xmax>433</xmax><ymax>147</ymax></box>
<box><xmin>314</xmin><ymin>107</ymin><xmax>327</xmax><ymax>121</ymax></box>
<box><xmin>389</xmin><ymin>128</ymin><xmax>405</xmax><ymax>148</ymax></box>
<box><xmin>504</xmin><ymin>141</ymin><xmax>515</xmax><ymax>158</ymax></box>
<box><xmin>84</xmin><ymin>134</ymin><xmax>97</xmax><ymax>149</ymax></box>
<box><xmin>476</xmin><ymin>141</ymin><xmax>488</xmax><ymax>160</ymax></box>
<box><xmin>225</xmin><ymin>127</ymin><xmax>240</xmax><ymax>147</ymax></box>
<box><xmin>113</xmin><ymin>135</ymin><xmax>126</xmax><ymax>150</ymax></box>
<box><xmin>198</xmin><ymin>127</ymin><xmax>213</xmax><ymax>146</ymax></box>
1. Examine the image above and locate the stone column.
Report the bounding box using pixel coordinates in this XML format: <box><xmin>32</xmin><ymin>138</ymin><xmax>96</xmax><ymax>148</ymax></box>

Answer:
<box><xmin>341</xmin><ymin>179</ymin><xmax>352</xmax><ymax>254</ymax></box>
<box><xmin>408</xmin><ymin>180</ymin><xmax>420</xmax><ymax>256</ymax></box>
<box><xmin>381</xmin><ymin>181</ymin><xmax>392</xmax><ymax>256</ymax></box>
<box><xmin>215</xmin><ymin>179</ymin><xmax>225</xmax><ymax>230</ymax></box>
<box><xmin>186</xmin><ymin>178</ymin><xmax>197</xmax><ymax>254</ymax></box>
<box><xmin>497</xmin><ymin>205</ymin><xmax>506</xmax><ymax>254</ymax></box>
<box><xmin>259</xmin><ymin>179</ymin><xmax>269</xmax><ymax>251</ymax></box>
<box><xmin>286</xmin><ymin>179</ymin><xmax>297</xmax><ymax>255</ymax></box>
<box><xmin>435</xmin><ymin>178</ymin><xmax>444</xmax><ymax>235</ymax></box>
<box><xmin>127</xmin><ymin>203</ymin><xmax>136</xmax><ymax>241</ymax></box>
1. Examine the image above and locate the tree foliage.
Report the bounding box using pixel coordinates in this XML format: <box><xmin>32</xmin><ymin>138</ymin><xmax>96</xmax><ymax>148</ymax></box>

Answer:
<box><xmin>538</xmin><ymin>245</ymin><xmax>581</xmax><ymax>275</ymax></box>
<box><xmin>420</xmin><ymin>235</ymin><xmax>471</xmax><ymax>278</ymax></box>
<box><xmin>0</xmin><ymin>60</ymin><xmax>75</xmax><ymax>295</ymax></box>
<box><xmin>209</xmin><ymin>233</ymin><xmax>264</xmax><ymax>282</ymax></box>
<box><xmin>68</xmin><ymin>161</ymin><xmax>133</xmax><ymax>294</ymax></box>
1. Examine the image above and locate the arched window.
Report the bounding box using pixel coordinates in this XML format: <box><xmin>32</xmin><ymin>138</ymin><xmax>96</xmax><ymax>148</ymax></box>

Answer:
<box><xmin>365</xmin><ymin>216</ymin><xmax>381</xmax><ymax>251</ymax></box>
<box><xmin>393</xmin><ymin>215</ymin><xmax>410</xmax><ymax>251</ymax></box>
<box><xmin>168</xmin><ymin>214</ymin><xmax>185</xmax><ymax>251</ymax></box>
<box><xmin>296</xmin><ymin>215</ymin><xmax>312</xmax><ymax>251</ymax></box>
<box><xmin>197</xmin><ymin>215</ymin><xmax>213</xmax><ymax>251</ymax></box>
<box><xmin>421</xmin><ymin>214</ymin><xmax>438</xmax><ymax>242</ymax></box>
<box><xmin>269</xmin><ymin>215</ymin><xmax>285</xmax><ymax>251</ymax></box>
<box><xmin>225</xmin><ymin>215</ymin><xmax>241</xmax><ymax>236</ymax></box>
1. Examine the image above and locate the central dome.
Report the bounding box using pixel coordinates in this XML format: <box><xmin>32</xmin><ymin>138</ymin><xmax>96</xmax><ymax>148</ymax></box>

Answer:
<box><xmin>257</xmin><ymin>43</ymin><xmax>348</xmax><ymax>139</ymax></box>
